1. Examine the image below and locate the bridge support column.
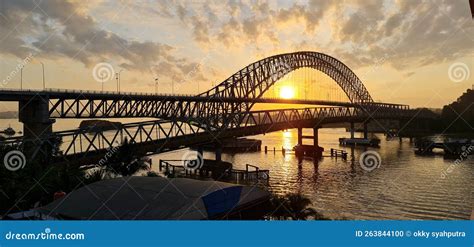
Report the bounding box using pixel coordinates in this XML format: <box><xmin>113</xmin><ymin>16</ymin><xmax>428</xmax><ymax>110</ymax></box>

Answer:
<box><xmin>297</xmin><ymin>128</ymin><xmax>302</xmax><ymax>145</ymax></box>
<box><xmin>197</xmin><ymin>146</ymin><xmax>204</xmax><ymax>158</ymax></box>
<box><xmin>19</xmin><ymin>96</ymin><xmax>55</xmax><ymax>164</ymax></box>
<box><xmin>294</xmin><ymin>127</ymin><xmax>323</xmax><ymax>162</ymax></box>
<box><xmin>215</xmin><ymin>143</ymin><xmax>222</xmax><ymax>162</ymax></box>
<box><xmin>313</xmin><ymin>127</ymin><xmax>319</xmax><ymax>147</ymax></box>
<box><xmin>350</xmin><ymin>122</ymin><xmax>355</xmax><ymax>139</ymax></box>
<box><xmin>363</xmin><ymin>122</ymin><xmax>368</xmax><ymax>139</ymax></box>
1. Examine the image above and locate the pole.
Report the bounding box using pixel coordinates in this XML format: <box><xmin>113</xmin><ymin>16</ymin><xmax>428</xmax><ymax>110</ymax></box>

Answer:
<box><xmin>20</xmin><ymin>67</ymin><xmax>23</xmax><ymax>90</ymax></box>
<box><xmin>350</xmin><ymin>122</ymin><xmax>355</xmax><ymax>139</ymax></box>
<box><xmin>40</xmin><ymin>62</ymin><xmax>45</xmax><ymax>89</ymax></box>
<box><xmin>115</xmin><ymin>73</ymin><xmax>119</xmax><ymax>93</ymax></box>
<box><xmin>118</xmin><ymin>69</ymin><xmax>124</xmax><ymax>93</ymax></box>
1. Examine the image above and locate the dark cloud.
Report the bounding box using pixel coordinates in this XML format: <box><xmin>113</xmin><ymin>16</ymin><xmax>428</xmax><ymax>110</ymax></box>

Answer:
<box><xmin>1</xmin><ymin>0</ymin><xmax>472</xmax><ymax>80</ymax></box>
<box><xmin>335</xmin><ymin>0</ymin><xmax>473</xmax><ymax>70</ymax></box>
<box><xmin>0</xmin><ymin>0</ymin><xmax>204</xmax><ymax>82</ymax></box>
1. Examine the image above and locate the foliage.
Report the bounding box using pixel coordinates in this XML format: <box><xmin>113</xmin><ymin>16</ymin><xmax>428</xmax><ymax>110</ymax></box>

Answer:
<box><xmin>145</xmin><ymin>171</ymin><xmax>161</xmax><ymax>177</ymax></box>
<box><xmin>267</xmin><ymin>193</ymin><xmax>328</xmax><ymax>220</ymax></box>
<box><xmin>99</xmin><ymin>139</ymin><xmax>151</xmax><ymax>177</ymax></box>
<box><xmin>441</xmin><ymin>89</ymin><xmax>473</xmax><ymax>133</ymax></box>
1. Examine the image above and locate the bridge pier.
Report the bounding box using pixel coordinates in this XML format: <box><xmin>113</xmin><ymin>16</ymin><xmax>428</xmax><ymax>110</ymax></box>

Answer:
<box><xmin>215</xmin><ymin>142</ymin><xmax>222</xmax><ymax>162</ymax></box>
<box><xmin>313</xmin><ymin>127</ymin><xmax>319</xmax><ymax>147</ymax></box>
<box><xmin>295</xmin><ymin>127</ymin><xmax>323</xmax><ymax>161</ymax></box>
<box><xmin>19</xmin><ymin>96</ymin><xmax>55</xmax><ymax>164</ymax></box>
<box><xmin>363</xmin><ymin>122</ymin><xmax>368</xmax><ymax>139</ymax></box>
<box><xmin>350</xmin><ymin>122</ymin><xmax>355</xmax><ymax>139</ymax></box>
<box><xmin>297</xmin><ymin>128</ymin><xmax>302</xmax><ymax>145</ymax></box>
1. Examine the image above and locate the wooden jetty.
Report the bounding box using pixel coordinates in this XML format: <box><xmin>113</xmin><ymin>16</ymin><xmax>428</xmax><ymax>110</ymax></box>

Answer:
<box><xmin>329</xmin><ymin>148</ymin><xmax>348</xmax><ymax>160</ymax></box>
<box><xmin>159</xmin><ymin>159</ymin><xmax>269</xmax><ymax>182</ymax></box>
<box><xmin>415</xmin><ymin>139</ymin><xmax>473</xmax><ymax>157</ymax></box>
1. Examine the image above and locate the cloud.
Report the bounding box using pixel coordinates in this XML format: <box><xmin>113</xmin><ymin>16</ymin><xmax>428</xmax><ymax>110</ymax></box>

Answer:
<box><xmin>0</xmin><ymin>0</ymin><xmax>205</xmax><ymax>82</ymax></box>
<box><xmin>0</xmin><ymin>0</ymin><xmax>472</xmax><ymax>85</ymax></box>
<box><xmin>141</xmin><ymin>0</ymin><xmax>471</xmax><ymax>75</ymax></box>
<box><xmin>334</xmin><ymin>0</ymin><xmax>473</xmax><ymax>70</ymax></box>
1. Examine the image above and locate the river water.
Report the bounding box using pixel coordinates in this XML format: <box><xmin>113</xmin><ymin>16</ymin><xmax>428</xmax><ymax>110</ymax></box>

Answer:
<box><xmin>1</xmin><ymin>119</ymin><xmax>473</xmax><ymax>220</ymax></box>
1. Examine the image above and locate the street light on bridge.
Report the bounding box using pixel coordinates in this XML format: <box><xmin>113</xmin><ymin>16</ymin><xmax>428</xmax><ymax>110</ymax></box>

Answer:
<box><xmin>20</xmin><ymin>67</ymin><xmax>23</xmax><ymax>90</ymax></box>
<box><xmin>155</xmin><ymin>77</ymin><xmax>159</xmax><ymax>94</ymax></box>
<box><xmin>40</xmin><ymin>62</ymin><xmax>45</xmax><ymax>90</ymax></box>
<box><xmin>116</xmin><ymin>69</ymin><xmax>124</xmax><ymax>93</ymax></box>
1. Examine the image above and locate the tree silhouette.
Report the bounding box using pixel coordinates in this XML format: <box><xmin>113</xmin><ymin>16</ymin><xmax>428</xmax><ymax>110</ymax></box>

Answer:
<box><xmin>100</xmin><ymin>139</ymin><xmax>150</xmax><ymax>177</ymax></box>
<box><xmin>268</xmin><ymin>193</ymin><xmax>327</xmax><ymax>220</ymax></box>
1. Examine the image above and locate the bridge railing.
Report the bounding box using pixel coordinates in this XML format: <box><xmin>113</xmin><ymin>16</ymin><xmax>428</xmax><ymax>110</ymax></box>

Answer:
<box><xmin>0</xmin><ymin>104</ymin><xmax>429</xmax><ymax>163</ymax></box>
<box><xmin>0</xmin><ymin>87</ymin><xmax>197</xmax><ymax>97</ymax></box>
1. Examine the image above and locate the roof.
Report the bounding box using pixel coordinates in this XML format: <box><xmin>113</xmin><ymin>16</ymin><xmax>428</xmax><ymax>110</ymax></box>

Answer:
<box><xmin>38</xmin><ymin>177</ymin><xmax>269</xmax><ymax>220</ymax></box>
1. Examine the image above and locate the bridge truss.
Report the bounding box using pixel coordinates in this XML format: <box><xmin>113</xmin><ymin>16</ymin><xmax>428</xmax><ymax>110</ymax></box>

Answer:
<box><xmin>2</xmin><ymin>106</ymin><xmax>423</xmax><ymax>165</ymax></box>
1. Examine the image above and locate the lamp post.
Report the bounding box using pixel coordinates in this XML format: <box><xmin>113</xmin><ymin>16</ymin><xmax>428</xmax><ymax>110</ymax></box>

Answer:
<box><xmin>20</xmin><ymin>67</ymin><xmax>23</xmax><ymax>90</ymax></box>
<box><xmin>171</xmin><ymin>76</ymin><xmax>175</xmax><ymax>94</ymax></box>
<box><xmin>40</xmin><ymin>62</ymin><xmax>45</xmax><ymax>90</ymax></box>
<box><xmin>155</xmin><ymin>77</ymin><xmax>159</xmax><ymax>94</ymax></box>
<box><xmin>115</xmin><ymin>73</ymin><xmax>119</xmax><ymax>93</ymax></box>
<box><xmin>101</xmin><ymin>75</ymin><xmax>104</xmax><ymax>92</ymax></box>
<box><xmin>117</xmin><ymin>69</ymin><xmax>124</xmax><ymax>92</ymax></box>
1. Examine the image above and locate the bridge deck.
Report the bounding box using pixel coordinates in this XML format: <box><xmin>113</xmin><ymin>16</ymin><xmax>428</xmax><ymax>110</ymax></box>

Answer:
<box><xmin>1</xmin><ymin>106</ymin><xmax>430</xmax><ymax>166</ymax></box>
<box><xmin>0</xmin><ymin>88</ymin><xmax>408</xmax><ymax>108</ymax></box>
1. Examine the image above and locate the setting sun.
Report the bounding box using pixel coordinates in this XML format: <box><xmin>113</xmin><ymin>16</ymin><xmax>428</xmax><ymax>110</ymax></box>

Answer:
<box><xmin>279</xmin><ymin>86</ymin><xmax>295</xmax><ymax>99</ymax></box>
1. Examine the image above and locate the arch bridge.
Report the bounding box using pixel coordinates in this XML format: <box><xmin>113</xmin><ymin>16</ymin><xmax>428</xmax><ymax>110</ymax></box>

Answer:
<box><xmin>0</xmin><ymin>51</ymin><xmax>432</xmax><ymax>166</ymax></box>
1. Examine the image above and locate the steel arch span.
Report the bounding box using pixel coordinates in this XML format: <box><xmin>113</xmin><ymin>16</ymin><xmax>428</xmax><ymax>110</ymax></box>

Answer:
<box><xmin>199</xmin><ymin>51</ymin><xmax>374</xmax><ymax>104</ymax></box>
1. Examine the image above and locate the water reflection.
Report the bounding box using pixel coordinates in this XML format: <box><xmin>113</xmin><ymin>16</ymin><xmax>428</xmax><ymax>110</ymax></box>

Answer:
<box><xmin>150</xmin><ymin>128</ymin><xmax>473</xmax><ymax>220</ymax></box>
<box><xmin>1</xmin><ymin>118</ymin><xmax>472</xmax><ymax>220</ymax></box>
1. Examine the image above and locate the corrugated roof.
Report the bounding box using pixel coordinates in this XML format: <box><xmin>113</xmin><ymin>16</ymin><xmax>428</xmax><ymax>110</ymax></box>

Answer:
<box><xmin>39</xmin><ymin>177</ymin><xmax>269</xmax><ymax>220</ymax></box>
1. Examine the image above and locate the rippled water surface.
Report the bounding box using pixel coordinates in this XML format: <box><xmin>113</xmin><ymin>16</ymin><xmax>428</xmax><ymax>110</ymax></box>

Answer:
<box><xmin>151</xmin><ymin>128</ymin><xmax>473</xmax><ymax>220</ymax></box>
<box><xmin>1</xmin><ymin>119</ymin><xmax>472</xmax><ymax>220</ymax></box>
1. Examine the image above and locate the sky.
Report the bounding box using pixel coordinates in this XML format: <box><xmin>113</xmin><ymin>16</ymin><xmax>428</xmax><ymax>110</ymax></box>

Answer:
<box><xmin>0</xmin><ymin>0</ymin><xmax>472</xmax><ymax>109</ymax></box>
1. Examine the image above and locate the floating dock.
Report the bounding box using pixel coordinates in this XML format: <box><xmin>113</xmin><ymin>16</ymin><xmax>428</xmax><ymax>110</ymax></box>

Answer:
<box><xmin>339</xmin><ymin>138</ymin><xmax>380</xmax><ymax>147</ymax></box>
<box><xmin>415</xmin><ymin>139</ymin><xmax>473</xmax><ymax>157</ymax></box>
<box><xmin>200</xmin><ymin>138</ymin><xmax>262</xmax><ymax>152</ymax></box>
<box><xmin>294</xmin><ymin>144</ymin><xmax>324</xmax><ymax>158</ymax></box>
